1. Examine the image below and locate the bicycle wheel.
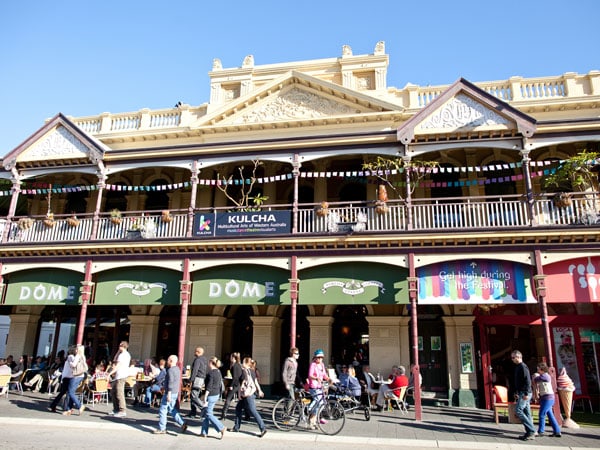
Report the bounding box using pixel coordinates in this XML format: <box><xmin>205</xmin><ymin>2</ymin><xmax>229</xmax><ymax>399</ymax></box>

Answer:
<box><xmin>317</xmin><ymin>399</ymin><xmax>345</xmax><ymax>435</ymax></box>
<box><xmin>363</xmin><ymin>406</ymin><xmax>371</xmax><ymax>421</ymax></box>
<box><xmin>272</xmin><ymin>397</ymin><xmax>301</xmax><ymax>431</ymax></box>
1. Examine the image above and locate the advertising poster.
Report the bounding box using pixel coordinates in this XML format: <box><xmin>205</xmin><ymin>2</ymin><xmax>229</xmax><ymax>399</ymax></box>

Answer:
<box><xmin>553</xmin><ymin>327</ymin><xmax>582</xmax><ymax>394</ymax></box>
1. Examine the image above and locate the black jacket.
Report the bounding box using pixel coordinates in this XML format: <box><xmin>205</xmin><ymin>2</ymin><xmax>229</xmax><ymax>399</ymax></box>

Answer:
<box><xmin>205</xmin><ymin>368</ymin><xmax>223</xmax><ymax>397</ymax></box>
<box><xmin>190</xmin><ymin>355</ymin><xmax>207</xmax><ymax>380</ymax></box>
<box><xmin>511</xmin><ymin>362</ymin><xmax>532</xmax><ymax>397</ymax></box>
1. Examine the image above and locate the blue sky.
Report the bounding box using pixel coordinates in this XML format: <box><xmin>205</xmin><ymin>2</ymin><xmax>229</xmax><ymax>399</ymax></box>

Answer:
<box><xmin>0</xmin><ymin>0</ymin><xmax>598</xmax><ymax>154</ymax></box>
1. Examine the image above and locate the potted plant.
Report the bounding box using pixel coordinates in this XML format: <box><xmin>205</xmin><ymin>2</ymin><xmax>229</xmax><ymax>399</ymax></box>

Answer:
<box><xmin>552</xmin><ymin>192</ymin><xmax>572</xmax><ymax>208</ymax></box>
<box><xmin>315</xmin><ymin>201</ymin><xmax>329</xmax><ymax>217</ymax></box>
<box><xmin>375</xmin><ymin>185</ymin><xmax>389</xmax><ymax>214</ymax></box>
<box><xmin>545</xmin><ymin>150</ymin><xmax>600</xmax><ymax>198</ymax></box>
<box><xmin>161</xmin><ymin>210</ymin><xmax>172</xmax><ymax>223</ymax></box>
<box><xmin>18</xmin><ymin>217</ymin><xmax>34</xmax><ymax>230</ymax></box>
<box><xmin>43</xmin><ymin>212</ymin><xmax>55</xmax><ymax>228</ymax></box>
<box><xmin>66</xmin><ymin>215</ymin><xmax>80</xmax><ymax>227</ymax></box>
<box><xmin>110</xmin><ymin>209</ymin><xmax>122</xmax><ymax>225</ymax></box>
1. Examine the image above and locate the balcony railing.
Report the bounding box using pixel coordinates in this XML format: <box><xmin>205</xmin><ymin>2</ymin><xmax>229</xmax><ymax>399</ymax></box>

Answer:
<box><xmin>2</xmin><ymin>193</ymin><xmax>598</xmax><ymax>244</ymax></box>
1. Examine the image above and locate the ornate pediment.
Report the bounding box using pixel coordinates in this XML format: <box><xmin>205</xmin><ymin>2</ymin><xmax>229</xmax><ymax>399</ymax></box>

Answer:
<box><xmin>417</xmin><ymin>94</ymin><xmax>510</xmax><ymax>132</ymax></box>
<box><xmin>224</xmin><ymin>87</ymin><xmax>364</xmax><ymax>125</ymax></box>
<box><xmin>18</xmin><ymin>126</ymin><xmax>90</xmax><ymax>163</ymax></box>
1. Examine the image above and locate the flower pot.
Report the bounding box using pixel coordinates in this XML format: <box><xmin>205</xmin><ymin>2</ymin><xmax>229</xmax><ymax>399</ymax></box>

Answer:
<box><xmin>553</xmin><ymin>192</ymin><xmax>572</xmax><ymax>208</ymax></box>
<box><xmin>43</xmin><ymin>218</ymin><xmax>55</xmax><ymax>228</ymax></box>
<box><xmin>110</xmin><ymin>217</ymin><xmax>122</xmax><ymax>225</ymax></box>
<box><xmin>161</xmin><ymin>213</ymin><xmax>173</xmax><ymax>223</ymax></box>
<box><xmin>18</xmin><ymin>218</ymin><xmax>34</xmax><ymax>230</ymax></box>
<box><xmin>316</xmin><ymin>207</ymin><xmax>329</xmax><ymax>217</ymax></box>
<box><xmin>375</xmin><ymin>200</ymin><xmax>389</xmax><ymax>214</ymax></box>
<box><xmin>67</xmin><ymin>217</ymin><xmax>80</xmax><ymax>227</ymax></box>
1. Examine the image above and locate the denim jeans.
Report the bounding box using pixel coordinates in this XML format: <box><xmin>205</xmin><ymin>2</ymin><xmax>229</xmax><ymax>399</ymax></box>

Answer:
<box><xmin>158</xmin><ymin>393</ymin><xmax>184</xmax><ymax>431</ymax></box>
<box><xmin>234</xmin><ymin>394</ymin><xmax>265</xmax><ymax>432</ymax></box>
<box><xmin>538</xmin><ymin>395</ymin><xmax>561</xmax><ymax>434</ymax></box>
<box><xmin>66</xmin><ymin>376</ymin><xmax>83</xmax><ymax>410</ymax></box>
<box><xmin>308</xmin><ymin>387</ymin><xmax>324</xmax><ymax>416</ymax></box>
<box><xmin>144</xmin><ymin>384</ymin><xmax>162</xmax><ymax>405</ymax></box>
<box><xmin>201</xmin><ymin>394</ymin><xmax>224</xmax><ymax>435</ymax></box>
<box><xmin>514</xmin><ymin>392</ymin><xmax>536</xmax><ymax>435</ymax></box>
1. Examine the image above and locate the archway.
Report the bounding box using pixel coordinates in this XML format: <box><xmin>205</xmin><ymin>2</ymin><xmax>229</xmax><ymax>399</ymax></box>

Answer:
<box><xmin>331</xmin><ymin>305</ymin><xmax>369</xmax><ymax>368</ymax></box>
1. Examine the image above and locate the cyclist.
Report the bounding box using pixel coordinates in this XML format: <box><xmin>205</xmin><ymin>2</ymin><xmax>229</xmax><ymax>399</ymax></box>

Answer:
<box><xmin>307</xmin><ymin>349</ymin><xmax>329</xmax><ymax>428</ymax></box>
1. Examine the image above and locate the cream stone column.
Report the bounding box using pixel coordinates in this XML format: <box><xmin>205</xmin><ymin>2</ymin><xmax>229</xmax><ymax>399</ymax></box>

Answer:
<box><xmin>5</xmin><ymin>312</ymin><xmax>41</xmax><ymax>358</ymax></box>
<box><xmin>398</xmin><ymin>316</ymin><xmax>411</xmax><ymax>366</ymax></box>
<box><xmin>185</xmin><ymin>316</ymin><xmax>227</xmax><ymax>364</ymax></box>
<box><xmin>127</xmin><ymin>314</ymin><xmax>160</xmax><ymax>362</ymax></box>
<box><xmin>307</xmin><ymin>316</ymin><xmax>333</xmax><ymax>364</ymax></box>
<box><xmin>443</xmin><ymin>316</ymin><xmax>477</xmax><ymax>407</ymax></box>
<box><xmin>250</xmin><ymin>316</ymin><xmax>281</xmax><ymax>387</ymax></box>
<box><xmin>366</xmin><ymin>316</ymin><xmax>403</xmax><ymax>375</ymax></box>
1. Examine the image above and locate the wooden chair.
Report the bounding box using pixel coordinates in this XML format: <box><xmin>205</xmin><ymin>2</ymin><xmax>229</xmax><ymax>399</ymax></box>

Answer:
<box><xmin>87</xmin><ymin>377</ymin><xmax>109</xmax><ymax>408</ymax></box>
<box><xmin>492</xmin><ymin>385</ymin><xmax>509</xmax><ymax>424</ymax></box>
<box><xmin>0</xmin><ymin>374</ymin><xmax>11</xmax><ymax>398</ymax></box>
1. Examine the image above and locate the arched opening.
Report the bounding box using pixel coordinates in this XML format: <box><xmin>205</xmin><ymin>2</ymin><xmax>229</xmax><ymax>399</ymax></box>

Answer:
<box><xmin>156</xmin><ymin>306</ymin><xmax>180</xmax><ymax>360</ymax></box>
<box><xmin>331</xmin><ymin>305</ymin><xmax>369</xmax><ymax>368</ymax></box>
<box><xmin>430</xmin><ymin>163</ymin><xmax>463</xmax><ymax>199</ymax></box>
<box><xmin>485</xmin><ymin>160</ymin><xmax>517</xmax><ymax>196</ymax></box>
<box><xmin>229</xmin><ymin>305</ymin><xmax>254</xmax><ymax>359</ymax></box>
<box><xmin>145</xmin><ymin>179</ymin><xmax>170</xmax><ymax>211</ymax></box>
<box><xmin>278</xmin><ymin>305</ymin><xmax>310</xmax><ymax>392</ymax></box>
<box><xmin>104</xmin><ymin>182</ymin><xmax>128</xmax><ymax>212</ymax></box>
<box><xmin>81</xmin><ymin>305</ymin><xmax>131</xmax><ymax>366</ymax></box>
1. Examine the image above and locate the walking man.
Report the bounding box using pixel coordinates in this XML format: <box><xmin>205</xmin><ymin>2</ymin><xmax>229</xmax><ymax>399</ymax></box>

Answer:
<box><xmin>282</xmin><ymin>347</ymin><xmax>299</xmax><ymax>399</ymax></box>
<box><xmin>188</xmin><ymin>346</ymin><xmax>208</xmax><ymax>418</ymax></box>
<box><xmin>154</xmin><ymin>355</ymin><xmax>187</xmax><ymax>434</ymax></box>
<box><xmin>108</xmin><ymin>341</ymin><xmax>131</xmax><ymax>418</ymax></box>
<box><xmin>510</xmin><ymin>350</ymin><xmax>536</xmax><ymax>440</ymax></box>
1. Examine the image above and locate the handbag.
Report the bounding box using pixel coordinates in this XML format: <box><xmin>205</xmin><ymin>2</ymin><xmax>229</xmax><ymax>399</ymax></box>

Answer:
<box><xmin>239</xmin><ymin>369</ymin><xmax>257</xmax><ymax>398</ymax></box>
<box><xmin>537</xmin><ymin>380</ymin><xmax>553</xmax><ymax>396</ymax></box>
<box><xmin>192</xmin><ymin>376</ymin><xmax>204</xmax><ymax>390</ymax></box>
<box><xmin>73</xmin><ymin>357</ymin><xmax>88</xmax><ymax>377</ymax></box>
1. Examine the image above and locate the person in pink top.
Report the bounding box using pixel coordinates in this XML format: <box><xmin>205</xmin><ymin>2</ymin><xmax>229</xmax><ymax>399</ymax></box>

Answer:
<box><xmin>307</xmin><ymin>349</ymin><xmax>330</xmax><ymax>428</ymax></box>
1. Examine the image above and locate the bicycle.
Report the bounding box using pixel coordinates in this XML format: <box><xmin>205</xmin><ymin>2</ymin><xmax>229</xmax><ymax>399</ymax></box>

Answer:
<box><xmin>272</xmin><ymin>387</ymin><xmax>345</xmax><ymax>435</ymax></box>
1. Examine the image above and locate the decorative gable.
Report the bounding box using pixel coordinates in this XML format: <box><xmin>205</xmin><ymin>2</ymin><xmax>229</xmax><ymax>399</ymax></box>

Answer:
<box><xmin>417</xmin><ymin>93</ymin><xmax>510</xmax><ymax>132</ymax></box>
<box><xmin>18</xmin><ymin>126</ymin><xmax>90</xmax><ymax>163</ymax></box>
<box><xmin>224</xmin><ymin>87</ymin><xmax>364</xmax><ymax>125</ymax></box>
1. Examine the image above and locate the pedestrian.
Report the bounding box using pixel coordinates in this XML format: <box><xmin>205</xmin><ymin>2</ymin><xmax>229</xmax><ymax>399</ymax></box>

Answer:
<box><xmin>220</xmin><ymin>352</ymin><xmax>242</xmax><ymax>420</ymax></box>
<box><xmin>200</xmin><ymin>356</ymin><xmax>226</xmax><ymax>439</ymax></box>
<box><xmin>48</xmin><ymin>344</ymin><xmax>87</xmax><ymax>415</ymax></box>
<box><xmin>282</xmin><ymin>347</ymin><xmax>299</xmax><ymax>399</ymax></box>
<box><xmin>229</xmin><ymin>356</ymin><xmax>267</xmax><ymax>437</ymax></box>
<box><xmin>153</xmin><ymin>355</ymin><xmax>188</xmax><ymax>434</ymax></box>
<box><xmin>510</xmin><ymin>350</ymin><xmax>537</xmax><ymax>440</ymax></box>
<box><xmin>307</xmin><ymin>349</ymin><xmax>330</xmax><ymax>429</ymax></box>
<box><xmin>533</xmin><ymin>362</ymin><xmax>561</xmax><ymax>437</ymax></box>
<box><xmin>188</xmin><ymin>346</ymin><xmax>208</xmax><ymax>418</ymax></box>
<box><xmin>108</xmin><ymin>341</ymin><xmax>131</xmax><ymax>418</ymax></box>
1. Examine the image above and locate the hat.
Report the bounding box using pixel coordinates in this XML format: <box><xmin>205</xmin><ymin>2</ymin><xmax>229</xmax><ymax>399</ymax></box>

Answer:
<box><xmin>313</xmin><ymin>349</ymin><xmax>325</xmax><ymax>357</ymax></box>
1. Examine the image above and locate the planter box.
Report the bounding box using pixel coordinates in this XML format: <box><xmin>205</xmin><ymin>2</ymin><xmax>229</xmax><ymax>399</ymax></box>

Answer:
<box><xmin>126</xmin><ymin>230</ymin><xmax>142</xmax><ymax>240</ymax></box>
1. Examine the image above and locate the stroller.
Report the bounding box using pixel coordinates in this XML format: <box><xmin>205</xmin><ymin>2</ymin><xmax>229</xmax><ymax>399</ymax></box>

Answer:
<box><xmin>328</xmin><ymin>383</ymin><xmax>370</xmax><ymax>421</ymax></box>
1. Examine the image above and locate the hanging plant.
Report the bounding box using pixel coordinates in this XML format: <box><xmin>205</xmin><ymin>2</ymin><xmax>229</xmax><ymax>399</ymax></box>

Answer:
<box><xmin>43</xmin><ymin>212</ymin><xmax>55</xmax><ymax>228</ymax></box>
<box><xmin>66</xmin><ymin>215</ymin><xmax>80</xmax><ymax>227</ymax></box>
<box><xmin>375</xmin><ymin>185</ymin><xmax>389</xmax><ymax>214</ymax></box>
<box><xmin>315</xmin><ymin>201</ymin><xmax>329</xmax><ymax>217</ymax></box>
<box><xmin>552</xmin><ymin>192</ymin><xmax>572</xmax><ymax>208</ymax></box>
<box><xmin>18</xmin><ymin>217</ymin><xmax>34</xmax><ymax>230</ymax></box>
<box><xmin>110</xmin><ymin>209</ymin><xmax>122</xmax><ymax>225</ymax></box>
<box><xmin>161</xmin><ymin>210</ymin><xmax>173</xmax><ymax>223</ymax></box>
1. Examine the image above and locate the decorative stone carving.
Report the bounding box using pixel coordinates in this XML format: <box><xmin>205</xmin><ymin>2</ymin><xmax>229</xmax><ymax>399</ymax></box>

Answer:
<box><xmin>419</xmin><ymin>93</ymin><xmax>510</xmax><ymax>130</ymax></box>
<box><xmin>242</xmin><ymin>54</ymin><xmax>254</xmax><ymax>68</ymax></box>
<box><xmin>356</xmin><ymin>75</ymin><xmax>373</xmax><ymax>90</ymax></box>
<box><xmin>19</xmin><ymin>126</ymin><xmax>90</xmax><ymax>162</ymax></box>
<box><xmin>212</xmin><ymin>58</ymin><xmax>222</xmax><ymax>70</ymax></box>
<box><xmin>374</xmin><ymin>41</ymin><xmax>385</xmax><ymax>55</ymax></box>
<box><xmin>230</xmin><ymin>87</ymin><xmax>360</xmax><ymax>124</ymax></box>
<box><xmin>342</xmin><ymin>45</ymin><xmax>353</xmax><ymax>57</ymax></box>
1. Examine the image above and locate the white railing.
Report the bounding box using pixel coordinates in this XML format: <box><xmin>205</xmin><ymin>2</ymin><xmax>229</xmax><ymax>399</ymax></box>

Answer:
<box><xmin>4</xmin><ymin>194</ymin><xmax>599</xmax><ymax>244</ymax></box>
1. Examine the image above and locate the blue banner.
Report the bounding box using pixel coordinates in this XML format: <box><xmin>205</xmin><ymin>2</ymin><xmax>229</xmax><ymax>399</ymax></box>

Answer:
<box><xmin>193</xmin><ymin>211</ymin><xmax>291</xmax><ymax>237</ymax></box>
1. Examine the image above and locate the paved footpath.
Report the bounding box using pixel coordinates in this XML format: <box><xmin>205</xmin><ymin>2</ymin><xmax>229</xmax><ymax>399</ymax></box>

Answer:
<box><xmin>1</xmin><ymin>391</ymin><xmax>599</xmax><ymax>449</ymax></box>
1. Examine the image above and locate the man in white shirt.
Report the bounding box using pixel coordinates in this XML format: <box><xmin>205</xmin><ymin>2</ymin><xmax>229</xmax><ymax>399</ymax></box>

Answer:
<box><xmin>108</xmin><ymin>341</ymin><xmax>131</xmax><ymax>418</ymax></box>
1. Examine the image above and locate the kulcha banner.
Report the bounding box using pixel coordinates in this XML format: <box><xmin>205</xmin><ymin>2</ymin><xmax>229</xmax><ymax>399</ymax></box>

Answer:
<box><xmin>417</xmin><ymin>259</ymin><xmax>537</xmax><ymax>305</ymax></box>
<box><xmin>299</xmin><ymin>262</ymin><xmax>409</xmax><ymax>305</ymax></box>
<box><xmin>192</xmin><ymin>264</ymin><xmax>290</xmax><ymax>305</ymax></box>
<box><xmin>4</xmin><ymin>269</ymin><xmax>82</xmax><ymax>306</ymax></box>
<box><xmin>192</xmin><ymin>211</ymin><xmax>292</xmax><ymax>238</ymax></box>
<box><xmin>94</xmin><ymin>267</ymin><xmax>181</xmax><ymax>305</ymax></box>
<box><xmin>544</xmin><ymin>256</ymin><xmax>600</xmax><ymax>303</ymax></box>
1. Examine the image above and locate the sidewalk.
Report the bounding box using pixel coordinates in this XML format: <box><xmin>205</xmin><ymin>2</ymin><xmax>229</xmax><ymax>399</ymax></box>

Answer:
<box><xmin>1</xmin><ymin>390</ymin><xmax>599</xmax><ymax>449</ymax></box>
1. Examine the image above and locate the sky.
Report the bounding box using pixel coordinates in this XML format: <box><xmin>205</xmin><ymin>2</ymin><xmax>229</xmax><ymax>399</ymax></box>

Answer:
<box><xmin>0</xmin><ymin>0</ymin><xmax>598</xmax><ymax>154</ymax></box>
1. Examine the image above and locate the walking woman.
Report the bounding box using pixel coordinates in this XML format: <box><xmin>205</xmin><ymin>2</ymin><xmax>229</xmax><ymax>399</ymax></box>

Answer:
<box><xmin>533</xmin><ymin>362</ymin><xmax>562</xmax><ymax>437</ymax></box>
<box><xmin>48</xmin><ymin>344</ymin><xmax>87</xmax><ymax>415</ymax></box>
<box><xmin>229</xmin><ymin>356</ymin><xmax>267</xmax><ymax>438</ymax></box>
<box><xmin>220</xmin><ymin>352</ymin><xmax>242</xmax><ymax>420</ymax></box>
<box><xmin>200</xmin><ymin>357</ymin><xmax>226</xmax><ymax>439</ymax></box>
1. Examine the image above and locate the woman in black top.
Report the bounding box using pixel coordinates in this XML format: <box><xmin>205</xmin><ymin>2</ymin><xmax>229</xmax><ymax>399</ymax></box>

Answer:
<box><xmin>200</xmin><ymin>357</ymin><xmax>226</xmax><ymax>439</ymax></box>
<box><xmin>220</xmin><ymin>352</ymin><xmax>242</xmax><ymax>420</ymax></box>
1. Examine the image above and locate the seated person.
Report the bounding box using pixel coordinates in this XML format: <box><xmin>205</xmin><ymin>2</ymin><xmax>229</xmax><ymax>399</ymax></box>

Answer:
<box><xmin>142</xmin><ymin>358</ymin><xmax>166</xmax><ymax>406</ymax></box>
<box><xmin>24</xmin><ymin>356</ymin><xmax>50</xmax><ymax>391</ymax></box>
<box><xmin>0</xmin><ymin>359</ymin><xmax>11</xmax><ymax>396</ymax></box>
<box><xmin>374</xmin><ymin>365</ymin><xmax>409</xmax><ymax>411</ymax></box>
<box><xmin>338</xmin><ymin>365</ymin><xmax>362</xmax><ymax>398</ymax></box>
<box><xmin>360</xmin><ymin>365</ymin><xmax>379</xmax><ymax>404</ymax></box>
